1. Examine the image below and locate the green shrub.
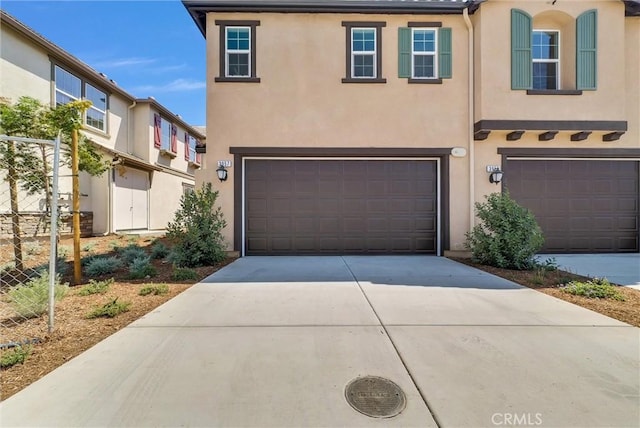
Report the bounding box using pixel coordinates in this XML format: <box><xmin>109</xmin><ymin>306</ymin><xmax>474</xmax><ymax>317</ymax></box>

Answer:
<box><xmin>8</xmin><ymin>272</ymin><xmax>68</xmax><ymax>318</ymax></box>
<box><xmin>1</xmin><ymin>346</ymin><xmax>31</xmax><ymax>368</ymax></box>
<box><xmin>561</xmin><ymin>278</ymin><xmax>625</xmax><ymax>301</ymax></box>
<box><xmin>77</xmin><ymin>278</ymin><xmax>114</xmax><ymax>296</ymax></box>
<box><xmin>128</xmin><ymin>256</ymin><xmax>157</xmax><ymax>279</ymax></box>
<box><xmin>57</xmin><ymin>245</ymin><xmax>71</xmax><ymax>258</ymax></box>
<box><xmin>167</xmin><ymin>183</ymin><xmax>227</xmax><ymax>268</ymax></box>
<box><xmin>87</xmin><ymin>298</ymin><xmax>131</xmax><ymax>318</ymax></box>
<box><xmin>465</xmin><ymin>192</ymin><xmax>544</xmax><ymax>270</ymax></box>
<box><xmin>1</xmin><ymin>261</ymin><xmax>15</xmax><ymax>273</ymax></box>
<box><xmin>85</xmin><ymin>256</ymin><xmax>122</xmax><ymax>276</ymax></box>
<box><xmin>120</xmin><ymin>245</ymin><xmax>147</xmax><ymax>265</ymax></box>
<box><xmin>171</xmin><ymin>267</ymin><xmax>198</xmax><ymax>281</ymax></box>
<box><xmin>81</xmin><ymin>242</ymin><xmax>97</xmax><ymax>253</ymax></box>
<box><xmin>150</xmin><ymin>242</ymin><xmax>170</xmax><ymax>259</ymax></box>
<box><xmin>25</xmin><ymin>241</ymin><xmax>43</xmax><ymax>255</ymax></box>
<box><xmin>108</xmin><ymin>240</ymin><xmax>121</xmax><ymax>252</ymax></box>
<box><xmin>139</xmin><ymin>284</ymin><xmax>169</xmax><ymax>296</ymax></box>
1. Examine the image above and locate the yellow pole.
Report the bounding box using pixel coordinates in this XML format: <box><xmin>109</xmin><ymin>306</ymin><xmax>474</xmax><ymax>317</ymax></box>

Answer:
<box><xmin>72</xmin><ymin>129</ymin><xmax>81</xmax><ymax>284</ymax></box>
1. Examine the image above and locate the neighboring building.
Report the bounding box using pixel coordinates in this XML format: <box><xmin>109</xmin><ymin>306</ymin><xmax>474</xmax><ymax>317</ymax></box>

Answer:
<box><xmin>0</xmin><ymin>11</ymin><xmax>205</xmax><ymax>236</ymax></box>
<box><xmin>183</xmin><ymin>0</ymin><xmax>639</xmax><ymax>256</ymax></box>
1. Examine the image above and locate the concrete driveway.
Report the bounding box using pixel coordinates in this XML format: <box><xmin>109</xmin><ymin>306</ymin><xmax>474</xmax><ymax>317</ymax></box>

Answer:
<box><xmin>1</xmin><ymin>256</ymin><xmax>638</xmax><ymax>427</ymax></box>
<box><xmin>543</xmin><ymin>253</ymin><xmax>640</xmax><ymax>290</ymax></box>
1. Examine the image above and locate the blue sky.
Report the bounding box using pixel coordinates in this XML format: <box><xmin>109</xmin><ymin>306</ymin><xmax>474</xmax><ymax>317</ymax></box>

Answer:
<box><xmin>2</xmin><ymin>0</ymin><xmax>207</xmax><ymax>126</ymax></box>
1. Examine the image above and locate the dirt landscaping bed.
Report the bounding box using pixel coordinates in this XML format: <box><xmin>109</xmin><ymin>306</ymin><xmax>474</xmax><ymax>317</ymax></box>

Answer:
<box><xmin>1</xmin><ymin>234</ymin><xmax>234</xmax><ymax>401</ymax></box>
<box><xmin>453</xmin><ymin>258</ymin><xmax>640</xmax><ymax>328</ymax></box>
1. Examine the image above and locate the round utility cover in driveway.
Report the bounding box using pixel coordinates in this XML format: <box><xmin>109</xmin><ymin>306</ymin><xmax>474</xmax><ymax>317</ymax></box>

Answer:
<box><xmin>345</xmin><ymin>376</ymin><xmax>406</xmax><ymax>418</ymax></box>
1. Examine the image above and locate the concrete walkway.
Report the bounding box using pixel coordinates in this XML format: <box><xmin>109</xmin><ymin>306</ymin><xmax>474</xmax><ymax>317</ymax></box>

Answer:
<box><xmin>544</xmin><ymin>253</ymin><xmax>640</xmax><ymax>290</ymax></box>
<box><xmin>1</xmin><ymin>256</ymin><xmax>638</xmax><ymax>427</ymax></box>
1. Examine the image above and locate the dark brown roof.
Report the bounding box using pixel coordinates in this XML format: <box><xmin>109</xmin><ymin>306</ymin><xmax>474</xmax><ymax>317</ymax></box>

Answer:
<box><xmin>183</xmin><ymin>0</ymin><xmax>477</xmax><ymax>36</ymax></box>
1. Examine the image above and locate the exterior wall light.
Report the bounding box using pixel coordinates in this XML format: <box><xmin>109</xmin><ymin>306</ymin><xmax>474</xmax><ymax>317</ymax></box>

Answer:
<box><xmin>216</xmin><ymin>165</ymin><xmax>228</xmax><ymax>181</ymax></box>
<box><xmin>489</xmin><ymin>170</ymin><xmax>503</xmax><ymax>184</ymax></box>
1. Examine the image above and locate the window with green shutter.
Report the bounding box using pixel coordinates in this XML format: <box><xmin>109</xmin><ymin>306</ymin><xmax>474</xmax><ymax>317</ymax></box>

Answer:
<box><xmin>398</xmin><ymin>24</ymin><xmax>452</xmax><ymax>82</ymax></box>
<box><xmin>398</xmin><ymin>27</ymin><xmax>411</xmax><ymax>78</ymax></box>
<box><xmin>511</xmin><ymin>8</ymin><xmax>598</xmax><ymax>93</ymax></box>
<box><xmin>576</xmin><ymin>9</ymin><xmax>597</xmax><ymax>90</ymax></box>
<box><xmin>511</xmin><ymin>9</ymin><xmax>532</xmax><ymax>90</ymax></box>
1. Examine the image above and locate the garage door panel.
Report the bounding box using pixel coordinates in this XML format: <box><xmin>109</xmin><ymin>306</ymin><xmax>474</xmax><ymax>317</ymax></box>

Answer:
<box><xmin>618</xmin><ymin>217</ymin><xmax>638</xmax><ymax>231</ymax></box>
<box><xmin>507</xmin><ymin>160</ymin><xmax>639</xmax><ymax>253</ymax></box>
<box><xmin>245</xmin><ymin>159</ymin><xmax>438</xmax><ymax>255</ymax></box>
<box><xmin>620</xmin><ymin>237</ymin><xmax>638</xmax><ymax>251</ymax></box>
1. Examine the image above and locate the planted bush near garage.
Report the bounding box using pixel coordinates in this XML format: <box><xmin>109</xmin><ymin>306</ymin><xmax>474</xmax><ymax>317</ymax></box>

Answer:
<box><xmin>167</xmin><ymin>183</ymin><xmax>227</xmax><ymax>268</ymax></box>
<box><xmin>465</xmin><ymin>192</ymin><xmax>544</xmax><ymax>270</ymax></box>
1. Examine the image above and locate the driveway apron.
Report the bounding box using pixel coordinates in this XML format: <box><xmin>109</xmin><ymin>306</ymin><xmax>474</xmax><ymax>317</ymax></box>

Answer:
<box><xmin>0</xmin><ymin>256</ymin><xmax>638</xmax><ymax>428</ymax></box>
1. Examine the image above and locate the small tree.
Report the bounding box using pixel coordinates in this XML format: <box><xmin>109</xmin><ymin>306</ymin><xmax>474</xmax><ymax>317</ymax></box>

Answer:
<box><xmin>0</xmin><ymin>96</ymin><xmax>109</xmax><ymax>272</ymax></box>
<box><xmin>465</xmin><ymin>192</ymin><xmax>544</xmax><ymax>270</ymax></box>
<box><xmin>167</xmin><ymin>183</ymin><xmax>227</xmax><ymax>268</ymax></box>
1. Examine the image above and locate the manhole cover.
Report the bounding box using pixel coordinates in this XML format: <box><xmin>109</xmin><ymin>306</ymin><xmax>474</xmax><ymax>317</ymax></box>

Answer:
<box><xmin>345</xmin><ymin>376</ymin><xmax>406</xmax><ymax>418</ymax></box>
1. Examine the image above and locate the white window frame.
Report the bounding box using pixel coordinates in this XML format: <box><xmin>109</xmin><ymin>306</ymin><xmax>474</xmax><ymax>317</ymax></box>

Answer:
<box><xmin>532</xmin><ymin>29</ymin><xmax>560</xmax><ymax>90</ymax></box>
<box><xmin>186</xmin><ymin>134</ymin><xmax>199</xmax><ymax>164</ymax></box>
<box><xmin>84</xmin><ymin>83</ymin><xmax>107</xmax><ymax>132</ymax></box>
<box><xmin>160</xmin><ymin>117</ymin><xmax>172</xmax><ymax>152</ymax></box>
<box><xmin>225</xmin><ymin>26</ymin><xmax>251</xmax><ymax>78</ymax></box>
<box><xmin>351</xmin><ymin>28</ymin><xmax>377</xmax><ymax>79</ymax></box>
<box><xmin>411</xmin><ymin>28</ymin><xmax>438</xmax><ymax>79</ymax></box>
<box><xmin>54</xmin><ymin>65</ymin><xmax>108</xmax><ymax>133</ymax></box>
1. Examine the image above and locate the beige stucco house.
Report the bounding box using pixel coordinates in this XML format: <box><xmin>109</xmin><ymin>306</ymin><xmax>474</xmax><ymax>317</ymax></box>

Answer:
<box><xmin>183</xmin><ymin>0</ymin><xmax>639</xmax><ymax>256</ymax></box>
<box><xmin>0</xmin><ymin>11</ymin><xmax>205</xmax><ymax>236</ymax></box>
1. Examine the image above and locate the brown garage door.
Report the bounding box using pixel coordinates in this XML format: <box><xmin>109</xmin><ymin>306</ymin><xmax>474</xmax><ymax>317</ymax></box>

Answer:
<box><xmin>245</xmin><ymin>159</ymin><xmax>438</xmax><ymax>255</ymax></box>
<box><xmin>505</xmin><ymin>160</ymin><xmax>639</xmax><ymax>253</ymax></box>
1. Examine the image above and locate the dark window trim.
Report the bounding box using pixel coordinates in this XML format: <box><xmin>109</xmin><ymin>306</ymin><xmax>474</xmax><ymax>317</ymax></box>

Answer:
<box><xmin>341</xmin><ymin>21</ymin><xmax>386</xmax><ymax>83</ymax></box>
<box><xmin>526</xmin><ymin>89</ymin><xmax>583</xmax><ymax>95</ymax></box>
<box><xmin>215</xmin><ymin>19</ymin><xmax>260</xmax><ymax>82</ymax></box>
<box><xmin>231</xmin><ymin>147</ymin><xmax>451</xmax><ymax>255</ymax></box>
<box><xmin>409</xmin><ymin>78</ymin><xmax>443</xmax><ymax>84</ymax></box>
<box><xmin>408</xmin><ymin>21</ymin><xmax>442</xmax><ymax>27</ymax></box>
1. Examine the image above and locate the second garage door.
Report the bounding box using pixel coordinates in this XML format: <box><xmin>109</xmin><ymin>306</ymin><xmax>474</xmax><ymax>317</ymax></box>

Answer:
<box><xmin>505</xmin><ymin>159</ymin><xmax>639</xmax><ymax>253</ymax></box>
<box><xmin>244</xmin><ymin>159</ymin><xmax>438</xmax><ymax>255</ymax></box>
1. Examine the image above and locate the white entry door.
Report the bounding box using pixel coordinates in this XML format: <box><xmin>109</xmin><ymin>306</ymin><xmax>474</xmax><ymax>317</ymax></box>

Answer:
<box><xmin>114</xmin><ymin>167</ymin><xmax>149</xmax><ymax>231</ymax></box>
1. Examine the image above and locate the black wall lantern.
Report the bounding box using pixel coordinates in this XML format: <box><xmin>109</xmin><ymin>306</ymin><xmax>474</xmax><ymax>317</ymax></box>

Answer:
<box><xmin>489</xmin><ymin>169</ymin><xmax>503</xmax><ymax>184</ymax></box>
<box><xmin>216</xmin><ymin>165</ymin><xmax>228</xmax><ymax>181</ymax></box>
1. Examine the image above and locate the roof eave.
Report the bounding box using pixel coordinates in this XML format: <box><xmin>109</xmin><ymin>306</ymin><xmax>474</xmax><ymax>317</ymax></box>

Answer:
<box><xmin>183</xmin><ymin>0</ymin><xmax>476</xmax><ymax>37</ymax></box>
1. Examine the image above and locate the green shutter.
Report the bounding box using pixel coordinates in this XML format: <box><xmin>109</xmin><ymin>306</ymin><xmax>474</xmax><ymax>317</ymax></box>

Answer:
<box><xmin>511</xmin><ymin>9</ymin><xmax>532</xmax><ymax>90</ymax></box>
<box><xmin>398</xmin><ymin>27</ymin><xmax>411</xmax><ymax>78</ymax></box>
<box><xmin>439</xmin><ymin>27</ymin><xmax>452</xmax><ymax>79</ymax></box>
<box><xmin>577</xmin><ymin>9</ymin><xmax>597</xmax><ymax>90</ymax></box>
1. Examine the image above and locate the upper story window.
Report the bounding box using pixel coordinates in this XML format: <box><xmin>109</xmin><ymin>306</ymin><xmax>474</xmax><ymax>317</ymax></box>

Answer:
<box><xmin>153</xmin><ymin>113</ymin><xmax>177</xmax><ymax>156</ymax></box>
<box><xmin>54</xmin><ymin>65</ymin><xmax>107</xmax><ymax>132</ymax></box>
<box><xmin>184</xmin><ymin>133</ymin><xmax>201</xmax><ymax>166</ymax></box>
<box><xmin>412</xmin><ymin>29</ymin><xmax>437</xmax><ymax>79</ymax></box>
<box><xmin>532</xmin><ymin>30</ymin><xmax>559</xmax><ymax>90</ymax></box>
<box><xmin>511</xmin><ymin>9</ymin><xmax>597</xmax><ymax>92</ymax></box>
<box><xmin>352</xmin><ymin>28</ymin><xmax>376</xmax><ymax>78</ymax></box>
<box><xmin>215</xmin><ymin>20</ymin><xmax>260</xmax><ymax>83</ymax></box>
<box><xmin>342</xmin><ymin>21</ymin><xmax>386</xmax><ymax>83</ymax></box>
<box><xmin>226</xmin><ymin>27</ymin><xmax>250</xmax><ymax>77</ymax></box>
<box><xmin>398</xmin><ymin>23</ymin><xmax>452</xmax><ymax>83</ymax></box>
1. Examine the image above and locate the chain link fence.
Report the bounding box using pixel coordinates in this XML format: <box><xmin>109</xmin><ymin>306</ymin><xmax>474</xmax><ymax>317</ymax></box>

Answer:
<box><xmin>1</xmin><ymin>135</ymin><xmax>62</xmax><ymax>333</ymax></box>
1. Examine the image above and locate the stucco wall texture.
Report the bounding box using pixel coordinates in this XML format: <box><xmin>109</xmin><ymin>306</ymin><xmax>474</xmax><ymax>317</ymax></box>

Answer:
<box><xmin>197</xmin><ymin>1</ymin><xmax>639</xmax><ymax>254</ymax></box>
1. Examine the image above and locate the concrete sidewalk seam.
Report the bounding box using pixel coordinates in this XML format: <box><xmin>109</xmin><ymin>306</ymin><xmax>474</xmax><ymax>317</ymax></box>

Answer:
<box><xmin>340</xmin><ymin>256</ymin><xmax>443</xmax><ymax>428</ymax></box>
<box><xmin>128</xmin><ymin>324</ymin><xmax>388</xmax><ymax>328</ymax></box>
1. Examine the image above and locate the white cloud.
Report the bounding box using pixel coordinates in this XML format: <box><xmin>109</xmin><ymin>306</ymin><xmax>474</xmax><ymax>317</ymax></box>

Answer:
<box><xmin>92</xmin><ymin>57</ymin><xmax>156</xmax><ymax>69</ymax></box>
<box><xmin>132</xmin><ymin>78</ymin><xmax>206</xmax><ymax>94</ymax></box>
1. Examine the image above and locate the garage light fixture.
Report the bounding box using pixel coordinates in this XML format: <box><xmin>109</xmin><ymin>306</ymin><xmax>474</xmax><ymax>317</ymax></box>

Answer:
<box><xmin>216</xmin><ymin>165</ymin><xmax>228</xmax><ymax>182</ymax></box>
<box><xmin>489</xmin><ymin>170</ymin><xmax>503</xmax><ymax>185</ymax></box>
